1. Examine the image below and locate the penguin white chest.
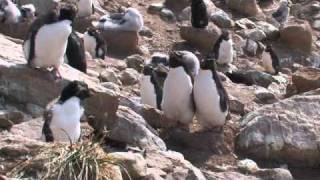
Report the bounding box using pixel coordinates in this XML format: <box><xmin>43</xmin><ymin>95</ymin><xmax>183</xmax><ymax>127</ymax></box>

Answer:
<box><xmin>161</xmin><ymin>67</ymin><xmax>194</xmax><ymax>124</ymax></box>
<box><xmin>262</xmin><ymin>52</ymin><xmax>275</xmax><ymax>74</ymax></box>
<box><xmin>50</xmin><ymin>97</ymin><xmax>84</xmax><ymax>143</ymax></box>
<box><xmin>78</xmin><ymin>0</ymin><xmax>93</xmax><ymax>17</ymax></box>
<box><xmin>83</xmin><ymin>33</ymin><xmax>97</xmax><ymax>58</ymax></box>
<box><xmin>217</xmin><ymin>40</ymin><xmax>233</xmax><ymax>65</ymax></box>
<box><xmin>33</xmin><ymin>20</ymin><xmax>72</xmax><ymax>68</ymax></box>
<box><xmin>140</xmin><ymin>75</ymin><xmax>157</xmax><ymax>108</ymax></box>
<box><xmin>194</xmin><ymin>70</ymin><xmax>227</xmax><ymax>128</ymax></box>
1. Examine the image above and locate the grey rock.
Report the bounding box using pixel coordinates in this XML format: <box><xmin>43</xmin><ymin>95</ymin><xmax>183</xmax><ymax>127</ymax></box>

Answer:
<box><xmin>225</xmin><ymin>0</ymin><xmax>261</xmax><ymax>16</ymax></box>
<box><xmin>204</xmin><ymin>171</ymin><xmax>259</xmax><ymax>180</ymax></box>
<box><xmin>108</xmin><ymin>106</ymin><xmax>166</xmax><ymax>151</ymax></box>
<box><xmin>140</xmin><ymin>26</ymin><xmax>154</xmax><ymax>38</ymax></box>
<box><xmin>256</xmin><ymin>21</ymin><xmax>279</xmax><ymax>40</ymax></box>
<box><xmin>254</xmin><ymin>168</ymin><xmax>293</xmax><ymax>180</ymax></box>
<box><xmin>312</xmin><ymin>20</ymin><xmax>320</xmax><ymax>30</ymax></box>
<box><xmin>160</xmin><ymin>8</ymin><xmax>176</xmax><ymax>22</ymax></box>
<box><xmin>236</xmin><ymin>91</ymin><xmax>320</xmax><ymax>167</ymax></box>
<box><xmin>99</xmin><ymin>69</ymin><xmax>122</xmax><ymax>85</ymax></box>
<box><xmin>237</xmin><ymin>159</ymin><xmax>260</xmax><ymax>173</ymax></box>
<box><xmin>211</xmin><ymin>9</ymin><xmax>234</xmax><ymax>28</ymax></box>
<box><xmin>101</xmin><ymin>82</ymin><xmax>121</xmax><ymax>92</ymax></box>
<box><xmin>236</xmin><ymin>18</ymin><xmax>256</xmax><ymax>29</ymax></box>
<box><xmin>238</xmin><ymin>28</ymin><xmax>266</xmax><ymax>41</ymax></box>
<box><xmin>254</xmin><ymin>87</ymin><xmax>278</xmax><ymax>104</ymax></box>
<box><xmin>120</xmin><ymin>68</ymin><xmax>140</xmax><ymax>86</ymax></box>
<box><xmin>0</xmin><ymin>110</ymin><xmax>24</xmax><ymax>130</ymax></box>
<box><xmin>148</xmin><ymin>3</ymin><xmax>164</xmax><ymax>14</ymax></box>
<box><xmin>245</xmin><ymin>39</ymin><xmax>258</xmax><ymax>56</ymax></box>
<box><xmin>125</xmin><ymin>54</ymin><xmax>145</xmax><ymax>72</ymax></box>
<box><xmin>227</xmin><ymin>69</ymin><xmax>276</xmax><ymax>88</ymax></box>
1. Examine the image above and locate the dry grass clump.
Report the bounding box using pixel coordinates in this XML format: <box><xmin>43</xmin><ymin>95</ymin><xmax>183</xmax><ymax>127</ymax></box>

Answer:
<box><xmin>8</xmin><ymin>140</ymin><xmax>128</xmax><ymax>180</ymax></box>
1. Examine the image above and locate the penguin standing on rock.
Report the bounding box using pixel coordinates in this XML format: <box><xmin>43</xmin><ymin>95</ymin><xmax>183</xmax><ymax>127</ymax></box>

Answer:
<box><xmin>191</xmin><ymin>0</ymin><xmax>208</xmax><ymax>29</ymax></box>
<box><xmin>65</xmin><ymin>31</ymin><xmax>87</xmax><ymax>73</ymax></box>
<box><xmin>42</xmin><ymin>81</ymin><xmax>90</xmax><ymax>143</ymax></box>
<box><xmin>272</xmin><ymin>0</ymin><xmax>291</xmax><ymax>25</ymax></box>
<box><xmin>23</xmin><ymin>3</ymin><xmax>77</xmax><ymax>79</ymax></box>
<box><xmin>161</xmin><ymin>51</ymin><xmax>200</xmax><ymax>128</ymax></box>
<box><xmin>82</xmin><ymin>27</ymin><xmax>107</xmax><ymax>59</ymax></box>
<box><xmin>0</xmin><ymin>0</ymin><xmax>21</xmax><ymax>24</ymax></box>
<box><xmin>262</xmin><ymin>44</ymin><xmax>280</xmax><ymax>75</ymax></box>
<box><xmin>214</xmin><ymin>30</ymin><xmax>234</xmax><ymax>65</ymax></box>
<box><xmin>194</xmin><ymin>58</ymin><xmax>229</xmax><ymax>130</ymax></box>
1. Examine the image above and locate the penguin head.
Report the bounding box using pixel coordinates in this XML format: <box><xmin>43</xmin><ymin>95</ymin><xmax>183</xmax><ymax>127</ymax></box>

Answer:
<box><xmin>168</xmin><ymin>51</ymin><xmax>184</xmax><ymax>68</ymax></box>
<box><xmin>221</xmin><ymin>30</ymin><xmax>230</xmax><ymax>41</ymax></box>
<box><xmin>200</xmin><ymin>57</ymin><xmax>216</xmax><ymax>70</ymax></box>
<box><xmin>58</xmin><ymin>3</ymin><xmax>77</xmax><ymax>22</ymax></box>
<box><xmin>265</xmin><ymin>44</ymin><xmax>272</xmax><ymax>53</ymax></box>
<box><xmin>59</xmin><ymin>81</ymin><xmax>91</xmax><ymax>102</ymax></box>
<box><xmin>150</xmin><ymin>53</ymin><xmax>169</xmax><ymax>66</ymax></box>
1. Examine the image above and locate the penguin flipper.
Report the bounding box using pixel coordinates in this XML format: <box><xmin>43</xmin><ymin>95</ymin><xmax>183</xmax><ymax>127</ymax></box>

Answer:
<box><xmin>42</xmin><ymin>109</ymin><xmax>54</xmax><ymax>142</ymax></box>
<box><xmin>92</xmin><ymin>4</ymin><xmax>95</xmax><ymax>14</ymax></box>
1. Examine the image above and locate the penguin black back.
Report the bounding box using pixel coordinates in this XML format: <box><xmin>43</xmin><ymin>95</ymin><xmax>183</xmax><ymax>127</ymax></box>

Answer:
<box><xmin>213</xmin><ymin>30</ymin><xmax>230</xmax><ymax>60</ymax></box>
<box><xmin>265</xmin><ymin>44</ymin><xmax>280</xmax><ymax>75</ymax></box>
<box><xmin>87</xmin><ymin>27</ymin><xmax>107</xmax><ymax>59</ymax></box>
<box><xmin>66</xmin><ymin>31</ymin><xmax>87</xmax><ymax>73</ymax></box>
<box><xmin>200</xmin><ymin>58</ymin><xmax>229</xmax><ymax>112</ymax></box>
<box><xmin>191</xmin><ymin>0</ymin><xmax>208</xmax><ymax>29</ymax></box>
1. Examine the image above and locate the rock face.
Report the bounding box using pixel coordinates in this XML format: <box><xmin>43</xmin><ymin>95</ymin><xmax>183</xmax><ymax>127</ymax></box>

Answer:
<box><xmin>211</xmin><ymin>9</ymin><xmax>234</xmax><ymax>28</ymax></box>
<box><xmin>291</xmin><ymin>67</ymin><xmax>320</xmax><ymax>94</ymax></box>
<box><xmin>180</xmin><ymin>23</ymin><xmax>221</xmax><ymax>53</ymax></box>
<box><xmin>107</xmin><ymin>106</ymin><xmax>167</xmax><ymax>151</ymax></box>
<box><xmin>0</xmin><ymin>23</ymin><xmax>30</xmax><ymax>39</ymax></box>
<box><xmin>101</xmin><ymin>30</ymin><xmax>139</xmax><ymax>55</ymax></box>
<box><xmin>236</xmin><ymin>91</ymin><xmax>320</xmax><ymax>167</ymax></box>
<box><xmin>225</xmin><ymin>0</ymin><xmax>261</xmax><ymax>16</ymax></box>
<box><xmin>279</xmin><ymin>21</ymin><xmax>313</xmax><ymax>53</ymax></box>
<box><xmin>0</xmin><ymin>34</ymin><xmax>119</xmax><ymax>132</ymax></box>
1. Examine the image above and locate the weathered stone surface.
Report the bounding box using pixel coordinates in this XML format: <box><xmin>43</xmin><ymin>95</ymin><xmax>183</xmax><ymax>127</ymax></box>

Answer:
<box><xmin>0</xmin><ymin>110</ymin><xmax>25</xmax><ymax>130</ymax></box>
<box><xmin>236</xmin><ymin>91</ymin><xmax>320</xmax><ymax>167</ymax></box>
<box><xmin>160</xmin><ymin>8</ymin><xmax>176</xmax><ymax>22</ymax></box>
<box><xmin>108</xmin><ymin>152</ymin><xmax>147</xmax><ymax>179</ymax></box>
<box><xmin>99</xmin><ymin>69</ymin><xmax>122</xmax><ymax>85</ymax></box>
<box><xmin>211</xmin><ymin>9</ymin><xmax>234</xmax><ymax>28</ymax></box>
<box><xmin>291</xmin><ymin>67</ymin><xmax>320</xmax><ymax>94</ymax></box>
<box><xmin>0</xmin><ymin>22</ymin><xmax>30</xmax><ymax>39</ymax></box>
<box><xmin>225</xmin><ymin>0</ymin><xmax>262</xmax><ymax>16</ymax></box>
<box><xmin>125</xmin><ymin>54</ymin><xmax>145</xmax><ymax>72</ymax></box>
<box><xmin>120</xmin><ymin>68</ymin><xmax>140</xmax><ymax>86</ymax></box>
<box><xmin>107</xmin><ymin>106</ymin><xmax>166</xmax><ymax>151</ymax></box>
<box><xmin>101</xmin><ymin>30</ymin><xmax>139</xmax><ymax>55</ymax></box>
<box><xmin>238</xmin><ymin>28</ymin><xmax>267</xmax><ymax>41</ymax></box>
<box><xmin>146</xmin><ymin>150</ymin><xmax>206</xmax><ymax>180</ymax></box>
<box><xmin>256</xmin><ymin>21</ymin><xmax>279</xmax><ymax>40</ymax></box>
<box><xmin>180</xmin><ymin>23</ymin><xmax>221</xmax><ymax>53</ymax></box>
<box><xmin>280</xmin><ymin>21</ymin><xmax>313</xmax><ymax>53</ymax></box>
<box><xmin>204</xmin><ymin>171</ymin><xmax>259</xmax><ymax>180</ymax></box>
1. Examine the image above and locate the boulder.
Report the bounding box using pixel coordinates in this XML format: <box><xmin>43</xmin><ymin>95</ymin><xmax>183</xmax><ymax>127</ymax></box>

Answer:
<box><xmin>225</xmin><ymin>0</ymin><xmax>262</xmax><ymax>16</ymax></box>
<box><xmin>280</xmin><ymin>21</ymin><xmax>313</xmax><ymax>53</ymax></box>
<box><xmin>125</xmin><ymin>54</ymin><xmax>145</xmax><ymax>72</ymax></box>
<box><xmin>99</xmin><ymin>69</ymin><xmax>122</xmax><ymax>85</ymax></box>
<box><xmin>107</xmin><ymin>106</ymin><xmax>167</xmax><ymax>151</ymax></box>
<box><xmin>0</xmin><ymin>22</ymin><xmax>30</xmax><ymax>40</ymax></box>
<box><xmin>160</xmin><ymin>8</ymin><xmax>176</xmax><ymax>22</ymax></box>
<box><xmin>244</xmin><ymin>39</ymin><xmax>258</xmax><ymax>56</ymax></box>
<box><xmin>238</xmin><ymin>29</ymin><xmax>267</xmax><ymax>41</ymax></box>
<box><xmin>236</xmin><ymin>91</ymin><xmax>320</xmax><ymax>167</ymax></box>
<box><xmin>120</xmin><ymin>68</ymin><xmax>140</xmax><ymax>86</ymax></box>
<box><xmin>256</xmin><ymin>21</ymin><xmax>279</xmax><ymax>40</ymax></box>
<box><xmin>146</xmin><ymin>150</ymin><xmax>206</xmax><ymax>180</ymax></box>
<box><xmin>0</xmin><ymin>110</ymin><xmax>25</xmax><ymax>130</ymax></box>
<box><xmin>0</xmin><ymin>34</ymin><xmax>119</xmax><ymax>132</ymax></box>
<box><xmin>211</xmin><ymin>9</ymin><xmax>234</xmax><ymax>28</ymax></box>
<box><xmin>180</xmin><ymin>23</ymin><xmax>221</xmax><ymax>53</ymax></box>
<box><xmin>148</xmin><ymin>3</ymin><xmax>164</xmax><ymax>14</ymax></box>
<box><xmin>108</xmin><ymin>152</ymin><xmax>147</xmax><ymax>179</ymax></box>
<box><xmin>101</xmin><ymin>30</ymin><xmax>139</xmax><ymax>55</ymax></box>
<box><xmin>291</xmin><ymin>67</ymin><xmax>320</xmax><ymax>94</ymax></box>
<box><xmin>226</xmin><ymin>70</ymin><xmax>276</xmax><ymax>88</ymax></box>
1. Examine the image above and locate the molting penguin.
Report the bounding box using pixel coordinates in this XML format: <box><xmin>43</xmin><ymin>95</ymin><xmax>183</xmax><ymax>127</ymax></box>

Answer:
<box><xmin>82</xmin><ymin>27</ymin><xmax>107</xmax><ymax>59</ymax></box>
<box><xmin>161</xmin><ymin>51</ymin><xmax>200</xmax><ymax>127</ymax></box>
<box><xmin>191</xmin><ymin>0</ymin><xmax>208</xmax><ymax>29</ymax></box>
<box><xmin>140</xmin><ymin>64</ymin><xmax>164</xmax><ymax>109</ymax></box>
<box><xmin>23</xmin><ymin>3</ymin><xmax>77</xmax><ymax>79</ymax></box>
<box><xmin>65</xmin><ymin>31</ymin><xmax>87</xmax><ymax>73</ymax></box>
<box><xmin>20</xmin><ymin>4</ymin><xmax>37</xmax><ymax>22</ymax></box>
<box><xmin>272</xmin><ymin>0</ymin><xmax>290</xmax><ymax>25</ymax></box>
<box><xmin>193</xmin><ymin>58</ymin><xmax>229</xmax><ymax>130</ymax></box>
<box><xmin>262</xmin><ymin>44</ymin><xmax>280</xmax><ymax>75</ymax></box>
<box><xmin>94</xmin><ymin>7</ymin><xmax>143</xmax><ymax>32</ymax></box>
<box><xmin>0</xmin><ymin>0</ymin><xmax>21</xmax><ymax>24</ymax></box>
<box><xmin>77</xmin><ymin>0</ymin><xmax>94</xmax><ymax>17</ymax></box>
<box><xmin>214</xmin><ymin>30</ymin><xmax>234</xmax><ymax>65</ymax></box>
<box><xmin>42</xmin><ymin>81</ymin><xmax>90</xmax><ymax>142</ymax></box>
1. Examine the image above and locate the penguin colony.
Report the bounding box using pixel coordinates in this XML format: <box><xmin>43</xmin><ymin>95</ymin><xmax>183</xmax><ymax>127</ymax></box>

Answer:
<box><xmin>0</xmin><ymin>0</ymin><xmax>290</xmax><ymax>143</ymax></box>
